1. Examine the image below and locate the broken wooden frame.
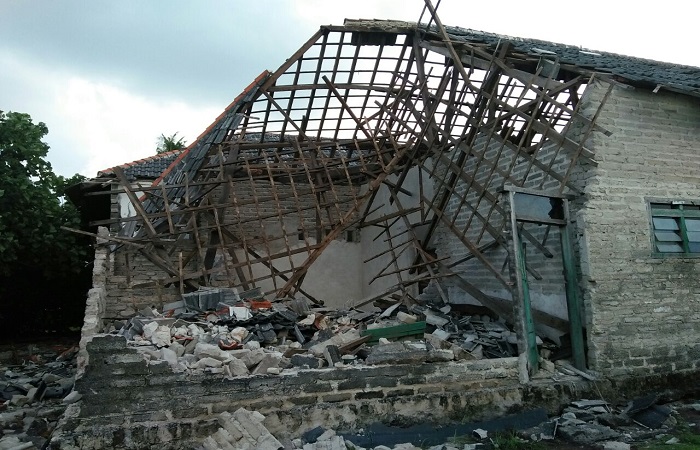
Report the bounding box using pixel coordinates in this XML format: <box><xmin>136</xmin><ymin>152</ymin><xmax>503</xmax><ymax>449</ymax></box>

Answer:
<box><xmin>90</xmin><ymin>2</ymin><xmax>611</xmax><ymax>364</ymax></box>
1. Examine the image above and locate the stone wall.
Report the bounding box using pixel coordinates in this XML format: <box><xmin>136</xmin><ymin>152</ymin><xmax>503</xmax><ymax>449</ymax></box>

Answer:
<box><xmin>54</xmin><ymin>335</ymin><xmax>525</xmax><ymax>449</ymax></box>
<box><xmin>53</xmin><ymin>333</ymin><xmax>700</xmax><ymax>449</ymax></box>
<box><xmin>575</xmin><ymin>81</ymin><xmax>700</xmax><ymax>376</ymax></box>
<box><xmin>106</xmin><ymin>248</ymin><xmax>183</xmax><ymax>319</ymax></box>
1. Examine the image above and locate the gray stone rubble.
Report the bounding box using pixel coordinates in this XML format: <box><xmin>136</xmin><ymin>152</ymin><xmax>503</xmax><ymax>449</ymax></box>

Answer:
<box><xmin>110</xmin><ymin>287</ymin><xmax>562</xmax><ymax>378</ymax></box>
<box><xmin>195</xmin><ymin>397</ymin><xmax>698</xmax><ymax>450</ymax></box>
<box><xmin>0</xmin><ymin>344</ymin><xmax>78</xmax><ymax>450</ymax></box>
<box><xmin>4</xmin><ymin>338</ymin><xmax>697</xmax><ymax>449</ymax></box>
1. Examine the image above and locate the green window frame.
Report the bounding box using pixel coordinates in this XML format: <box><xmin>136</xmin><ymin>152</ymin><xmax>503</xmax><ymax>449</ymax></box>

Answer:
<box><xmin>650</xmin><ymin>202</ymin><xmax>700</xmax><ymax>255</ymax></box>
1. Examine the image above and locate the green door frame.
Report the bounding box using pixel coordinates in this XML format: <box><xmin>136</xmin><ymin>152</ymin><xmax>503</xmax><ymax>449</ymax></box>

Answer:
<box><xmin>505</xmin><ymin>188</ymin><xmax>586</xmax><ymax>374</ymax></box>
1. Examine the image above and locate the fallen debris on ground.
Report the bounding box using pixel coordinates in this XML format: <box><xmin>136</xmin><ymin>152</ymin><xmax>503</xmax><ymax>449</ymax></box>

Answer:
<box><xmin>0</xmin><ymin>341</ymin><xmax>78</xmax><ymax>450</ymax></box>
<box><xmin>109</xmin><ymin>286</ymin><xmax>572</xmax><ymax>378</ymax></box>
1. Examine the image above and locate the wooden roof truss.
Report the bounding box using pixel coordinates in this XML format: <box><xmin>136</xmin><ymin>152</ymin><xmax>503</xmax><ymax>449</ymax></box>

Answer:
<box><xmin>95</xmin><ymin>2</ymin><xmax>611</xmax><ymax>305</ymax></box>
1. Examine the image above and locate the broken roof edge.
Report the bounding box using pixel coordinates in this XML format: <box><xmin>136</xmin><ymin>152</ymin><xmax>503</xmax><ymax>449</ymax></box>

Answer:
<box><xmin>97</xmin><ymin>149</ymin><xmax>186</xmax><ymax>178</ymax></box>
<box><xmin>150</xmin><ymin>70</ymin><xmax>272</xmax><ymax>188</ymax></box>
<box><xmin>343</xmin><ymin>18</ymin><xmax>700</xmax><ymax>69</ymax></box>
<box><xmin>342</xmin><ymin>18</ymin><xmax>700</xmax><ymax>97</ymax></box>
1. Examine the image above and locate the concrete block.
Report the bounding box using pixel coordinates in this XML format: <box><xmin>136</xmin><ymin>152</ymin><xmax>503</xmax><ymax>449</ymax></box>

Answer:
<box><xmin>240</xmin><ymin>349</ymin><xmax>265</xmax><ymax>369</ymax></box>
<box><xmin>397</xmin><ymin>312</ymin><xmax>418</xmax><ymax>323</ymax></box>
<box><xmin>160</xmin><ymin>347</ymin><xmax>178</xmax><ymax>366</ymax></box>
<box><xmin>62</xmin><ymin>390</ymin><xmax>82</xmax><ymax>404</ymax></box>
<box><xmin>232</xmin><ymin>408</ymin><xmax>264</xmax><ymax>440</ymax></box>
<box><xmin>256</xmin><ymin>433</ymin><xmax>284</xmax><ymax>450</ymax></box>
<box><xmin>290</xmin><ymin>354</ymin><xmax>323</xmax><ymax>369</ymax></box>
<box><xmin>309</xmin><ymin>330</ymin><xmax>361</xmax><ymax>357</ymax></box>
<box><xmin>10</xmin><ymin>395</ymin><xmax>29</xmax><ymax>407</ymax></box>
<box><xmin>169</xmin><ymin>341</ymin><xmax>186</xmax><ymax>357</ymax></box>
<box><xmin>602</xmin><ymin>442</ymin><xmax>630</xmax><ymax>450</ymax></box>
<box><xmin>152</xmin><ymin>326</ymin><xmax>173</xmax><ymax>348</ymax></box>
<box><xmin>251</xmin><ymin>354</ymin><xmax>283</xmax><ymax>375</ymax></box>
<box><xmin>316</xmin><ymin>430</ymin><xmax>335</xmax><ymax>442</ymax></box>
<box><xmin>142</xmin><ymin>321</ymin><xmax>158</xmax><ymax>339</ymax></box>
<box><xmin>196</xmin><ymin>357</ymin><xmax>224</xmax><ymax>369</ymax></box>
<box><xmin>194</xmin><ymin>343</ymin><xmax>232</xmax><ymax>362</ymax></box>
<box><xmin>323</xmin><ymin>345</ymin><xmax>342</xmax><ymax>367</ymax></box>
<box><xmin>365</xmin><ymin>342</ymin><xmax>428</xmax><ymax>365</ymax></box>
<box><xmin>228</xmin><ymin>358</ymin><xmax>249</xmax><ymax>377</ymax></box>
<box><xmin>219</xmin><ymin>412</ymin><xmax>244</xmax><ymax>440</ymax></box>
<box><xmin>212</xmin><ymin>429</ymin><xmax>236</xmax><ymax>450</ymax></box>
<box><xmin>244</xmin><ymin>340</ymin><xmax>261</xmax><ymax>351</ymax></box>
<box><xmin>427</xmin><ymin>349</ymin><xmax>454</xmax><ymax>362</ymax></box>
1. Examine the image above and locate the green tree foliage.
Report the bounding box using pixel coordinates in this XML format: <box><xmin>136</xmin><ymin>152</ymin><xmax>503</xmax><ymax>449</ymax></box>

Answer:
<box><xmin>0</xmin><ymin>111</ymin><xmax>92</xmax><ymax>335</ymax></box>
<box><xmin>156</xmin><ymin>132</ymin><xmax>187</xmax><ymax>154</ymax></box>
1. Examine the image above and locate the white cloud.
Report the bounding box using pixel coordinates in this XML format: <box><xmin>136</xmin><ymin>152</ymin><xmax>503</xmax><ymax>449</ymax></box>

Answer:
<box><xmin>291</xmin><ymin>0</ymin><xmax>700</xmax><ymax>67</ymax></box>
<box><xmin>2</xmin><ymin>0</ymin><xmax>697</xmax><ymax>182</ymax></box>
<box><xmin>292</xmin><ymin>0</ymin><xmax>412</xmax><ymax>25</ymax></box>
<box><xmin>0</xmin><ymin>49</ymin><xmax>222</xmax><ymax>177</ymax></box>
<box><xmin>54</xmin><ymin>78</ymin><xmax>221</xmax><ymax>177</ymax></box>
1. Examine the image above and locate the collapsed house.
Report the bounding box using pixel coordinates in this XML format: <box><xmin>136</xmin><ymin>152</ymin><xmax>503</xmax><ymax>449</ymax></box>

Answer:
<box><xmin>59</xmin><ymin>8</ymin><xmax>700</xmax><ymax>449</ymax></box>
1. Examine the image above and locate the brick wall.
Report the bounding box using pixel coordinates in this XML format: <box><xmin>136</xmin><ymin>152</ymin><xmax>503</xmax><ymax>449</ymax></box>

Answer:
<box><xmin>575</xmin><ymin>81</ymin><xmax>700</xmax><ymax>376</ymax></box>
<box><xmin>103</xmin><ymin>178</ymin><xmax>364</xmax><ymax>316</ymax></box>
<box><xmin>54</xmin><ymin>332</ymin><xmax>700</xmax><ymax>449</ymax></box>
<box><xmin>54</xmin><ymin>335</ymin><xmax>523</xmax><ymax>449</ymax></box>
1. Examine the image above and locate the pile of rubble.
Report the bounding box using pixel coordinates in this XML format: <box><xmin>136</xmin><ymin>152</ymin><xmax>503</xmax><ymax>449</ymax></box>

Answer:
<box><xmin>110</xmin><ymin>287</ymin><xmax>556</xmax><ymax>376</ymax></box>
<box><xmin>519</xmin><ymin>395</ymin><xmax>700</xmax><ymax>449</ymax></box>
<box><xmin>200</xmin><ymin>396</ymin><xmax>700</xmax><ymax>449</ymax></box>
<box><xmin>200</xmin><ymin>408</ymin><xmax>284</xmax><ymax>450</ymax></box>
<box><xmin>0</xmin><ymin>342</ymin><xmax>79</xmax><ymax>450</ymax></box>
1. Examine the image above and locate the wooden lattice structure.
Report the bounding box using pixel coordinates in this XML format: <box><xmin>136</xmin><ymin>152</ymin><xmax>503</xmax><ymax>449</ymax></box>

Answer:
<box><xmin>89</xmin><ymin>1</ymin><xmax>612</xmax><ymax>309</ymax></box>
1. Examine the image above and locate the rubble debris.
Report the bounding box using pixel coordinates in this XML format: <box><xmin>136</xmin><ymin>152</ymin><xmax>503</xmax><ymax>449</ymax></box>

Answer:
<box><xmin>199</xmin><ymin>408</ymin><xmax>283</xmax><ymax>450</ymax></box>
<box><xmin>623</xmin><ymin>394</ymin><xmax>673</xmax><ymax>429</ymax></box>
<box><xmin>109</xmin><ymin>284</ymin><xmax>579</xmax><ymax>379</ymax></box>
<box><xmin>602</xmin><ymin>442</ymin><xmax>631</xmax><ymax>450</ymax></box>
<box><xmin>365</xmin><ymin>342</ymin><xmax>431</xmax><ymax>366</ymax></box>
<box><xmin>61</xmin><ymin>390</ymin><xmax>82</xmax><ymax>404</ymax></box>
<box><xmin>472</xmin><ymin>428</ymin><xmax>488</xmax><ymax>439</ymax></box>
<box><xmin>361</xmin><ymin>322</ymin><xmax>426</xmax><ymax>343</ymax></box>
<box><xmin>273</xmin><ymin>397</ymin><xmax>691</xmax><ymax>449</ymax></box>
<box><xmin>0</xmin><ymin>341</ymin><xmax>78</xmax><ymax>449</ymax></box>
<box><xmin>520</xmin><ymin>396</ymin><xmax>687</xmax><ymax>447</ymax></box>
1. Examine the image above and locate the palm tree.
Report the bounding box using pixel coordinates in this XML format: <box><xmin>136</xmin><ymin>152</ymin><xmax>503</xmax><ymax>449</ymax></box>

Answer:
<box><xmin>156</xmin><ymin>132</ymin><xmax>187</xmax><ymax>154</ymax></box>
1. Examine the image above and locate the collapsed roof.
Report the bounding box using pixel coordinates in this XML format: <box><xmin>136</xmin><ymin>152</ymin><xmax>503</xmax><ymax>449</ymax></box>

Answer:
<box><xmin>88</xmin><ymin>8</ymin><xmax>698</xmax><ymax>307</ymax></box>
<box><xmin>98</xmin><ymin>149</ymin><xmax>186</xmax><ymax>182</ymax></box>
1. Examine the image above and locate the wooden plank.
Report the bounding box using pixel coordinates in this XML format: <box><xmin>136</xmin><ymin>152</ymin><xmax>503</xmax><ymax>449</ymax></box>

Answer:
<box><xmin>260</xmin><ymin>29</ymin><xmax>325</xmax><ymax>91</ymax></box>
<box><xmin>560</xmin><ymin>200</ymin><xmax>586</xmax><ymax>370</ymax></box>
<box><xmin>275</xmin><ymin>135</ymin><xmax>415</xmax><ymax>298</ymax></box>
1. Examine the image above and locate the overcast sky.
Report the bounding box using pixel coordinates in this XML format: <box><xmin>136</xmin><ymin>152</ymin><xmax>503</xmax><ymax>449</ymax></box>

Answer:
<box><xmin>1</xmin><ymin>0</ymin><xmax>697</xmax><ymax>177</ymax></box>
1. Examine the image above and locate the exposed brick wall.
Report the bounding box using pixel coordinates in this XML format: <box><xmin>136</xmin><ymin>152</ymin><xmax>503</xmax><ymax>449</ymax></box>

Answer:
<box><xmin>575</xmin><ymin>81</ymin><xmax>700</xmax><ymax>376</ymax></box>
<box><xmin>103</xmin><ymin>178</ymin><xmax>363</xmax><ymax>316</ymax></box>
<box><xmin>106</xmin><ymin>248</ymin><xmax>182</xmax><ymax>319</ymax></box>
<box><xmin>54</xmin><ymin>335</ymin><xmax>523</xmax><ymax>449</ymax></box>
<box><xmin>54</xmin><ymin>333</ymin><xmax>700</xmax><ymax>449</ymax></box>
<box><xmin>430</xmin><ymin>81</ymin><xmax>700</xmax><ymax>377</ymax></box>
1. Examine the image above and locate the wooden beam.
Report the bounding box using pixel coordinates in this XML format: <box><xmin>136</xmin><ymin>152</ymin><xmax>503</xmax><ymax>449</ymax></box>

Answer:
<box><xmin>275</xmin><ymin>135</ymin><xmax>416</xmax><ymax>298</ymax></box>
<box><xmin>112</xmin><ymin>167</ymin><xmax>157</xmax><ymax>237</ymax></box>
